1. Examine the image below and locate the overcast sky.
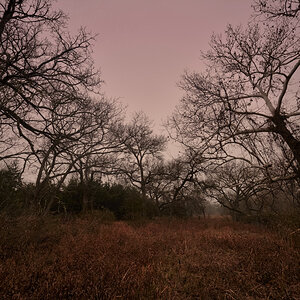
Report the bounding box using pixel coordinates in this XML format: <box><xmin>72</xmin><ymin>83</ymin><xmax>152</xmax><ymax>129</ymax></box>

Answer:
<box><xmin>57</xmin><ymin>0</ymin><xmax>253</xmax><ymax>129</ymax></box>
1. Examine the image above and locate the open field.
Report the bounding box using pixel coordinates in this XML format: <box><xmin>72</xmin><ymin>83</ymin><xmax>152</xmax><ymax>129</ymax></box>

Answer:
<box><xmin>0</xmin><ymin>216</ymin><xmax>299</xmax><ymax>299</ymax></box>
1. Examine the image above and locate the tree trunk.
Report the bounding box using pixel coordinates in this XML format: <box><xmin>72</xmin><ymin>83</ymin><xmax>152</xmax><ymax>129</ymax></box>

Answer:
<box><xmin>82</xmin><ymin>184</ymin><xmax>89</xmax><ymax>213</ymax></box>
<box><xmin>272</xmin><ymin>115</ymin><xmax>300</xmax><ymax>176</ymax></box>
<box><xmin>140</xmin><ymin>183</ymin><xmax>147</xmax><ymax>217</ymax></box>
<box><xmin>44</xmin><ymin>193</ymin><xmax>56</xmax><ymax>215</ymax></box>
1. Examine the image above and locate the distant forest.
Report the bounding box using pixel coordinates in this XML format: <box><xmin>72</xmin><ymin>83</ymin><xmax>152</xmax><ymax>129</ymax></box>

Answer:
<box><xmin>0</xmin><ymin>0</ymin><xmax>299</xmax><ymax>223</ymax></box>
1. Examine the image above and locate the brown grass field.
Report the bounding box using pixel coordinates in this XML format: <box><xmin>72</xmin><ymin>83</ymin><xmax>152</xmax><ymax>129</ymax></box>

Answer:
<box><xmin>0</xmin><ymin>215</ymin><xmax>299</xmax><ymax>299</ymax></box>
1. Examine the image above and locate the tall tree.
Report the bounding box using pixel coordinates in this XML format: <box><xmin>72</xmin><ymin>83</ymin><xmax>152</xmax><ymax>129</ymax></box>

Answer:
<box><xmin>114</xmin><ymin>112</ymin><xmax>167</xmax><ymax>211</ymax></box>
<box><xmin>169</xmin><ymin>17</ymin><xmax>300</xmax><ymax>179</ymax></box>
<box><xmin>0</xmin><ymin>0</ymin><xmax>101</xmax><ymax>166</ymax></box>
<box><xmin>31</xmin><ymin>98</ymin><xmax>122</xmax><ymax>213</ymax></box>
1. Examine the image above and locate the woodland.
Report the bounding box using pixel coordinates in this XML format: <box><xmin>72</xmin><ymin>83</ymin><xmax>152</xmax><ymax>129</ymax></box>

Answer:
<box><xmin>0</xmin><ymin>0</ymin><xmax>299</xmax><ymax>298</ymax></box>
<box><xmin>0</xmin><ymin>0</ymin><xmax>299</xmax><ymax>221</ymax></box>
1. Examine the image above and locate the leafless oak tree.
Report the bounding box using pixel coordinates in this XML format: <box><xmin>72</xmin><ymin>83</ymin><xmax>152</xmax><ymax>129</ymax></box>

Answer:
<box><xmin>148</xmin><ymin>152</ymin><xmax>204</xmax><ymax>213</ymax></box>
<box><xmin>203</xmin><ymin>162</ymin><xmax>275</xmax><ymax>220</ymax></box>
<box><xmin>0</xmin><ymin>0</ymin><xmax>101</xmax><ymax>167</ymax></box>
<box><xmin>31</xmin><ymin>98</ymin><xmax>123</xmax><ymax>213</ymax></box>
<box><xmin>169</xmin><ymin>18</ymin><xmax>300</xmax><ymax>179</ymax></box>
<box><xmin>113</xmin><ymin>112</ymin><xmax>167</xmax><ymax>213</ymax></box>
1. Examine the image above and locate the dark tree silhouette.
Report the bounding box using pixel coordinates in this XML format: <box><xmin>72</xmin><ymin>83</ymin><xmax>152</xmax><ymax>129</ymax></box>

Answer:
<box><xmin>31</xmin><ymin>99</ymin><xmax>122</xmax><ymax>213</ymax></box>
<box><xmin>169</xmin><ymin>19</ymin><xmax>300</xmax><ymax>179</ymax></box>
<box><xmin>254</xmin><ymin>0</ymin><xmax>300</xmax><ymax>18</ymax></box>
<box><xmin>203</xmin><ymin>162</ymin><xmax>273</xmax><ymax>220</ymax></box>
<box><xmin>148</xmin><ymin>152</ymin><xmax>204</xmax><ymax>215</ymax></box>
<box><xmin>0</xmin><ymin>0</ymin><xmax>101</xmax><ymax>162</ymax></box>
<box><xmin>113</xmin><ymin>112</ymin><xmax>167</xmax><ymax>213</ymax></box>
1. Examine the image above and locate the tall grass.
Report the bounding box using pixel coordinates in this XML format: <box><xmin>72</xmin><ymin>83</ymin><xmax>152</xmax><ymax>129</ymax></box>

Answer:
<box><xmin>0</xmin><ymin>215</ymin><xmax>299</xmax><ymax>299</ymax></box>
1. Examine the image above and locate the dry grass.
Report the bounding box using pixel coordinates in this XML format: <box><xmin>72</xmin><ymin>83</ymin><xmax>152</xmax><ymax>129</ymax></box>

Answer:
<box><xmin>0</xmin><ymin>215</ymin><xmax>299</xmax><ymax>299</ymax></box>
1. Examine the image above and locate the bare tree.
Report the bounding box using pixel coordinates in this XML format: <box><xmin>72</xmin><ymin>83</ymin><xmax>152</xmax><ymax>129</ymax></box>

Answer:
<box><xmin>253</xmin><ymin>0</ymin><xmax>300</xmax><ymax>18</ymax></box>
<box><xmin>169</xmin><ymin>18</ymin><xmax>300</xmax><ymax>179</ymax></box>
<box><xmin>203</xmin><ymin>162</ymin><xmax>273</xmax><ymax>220</ymax></box>
<box><xmin>148</xmin><ymin>151</ymin><xmax>206</xmax><ymax>216</ymax></box>
<box><xmin>113</xmin><ymin>112</ymin><xmax>167</xmax><ymax>214</ymax></box>
<box><xmin>0</xmin><ymin>0</ymin><xmax>101</xmax><ymax>167</ymax></box>
<box><xmin>30</xmin><ymin>98</ymin><xmax>123</xmax><ymax>213</ymax></box>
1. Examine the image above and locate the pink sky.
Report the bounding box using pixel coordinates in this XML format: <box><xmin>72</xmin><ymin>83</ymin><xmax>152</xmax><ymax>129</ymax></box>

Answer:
<box><xmin>57</xmin><ymin>0</ymin><xmax>253</xmax><ymax>129</ymax></box>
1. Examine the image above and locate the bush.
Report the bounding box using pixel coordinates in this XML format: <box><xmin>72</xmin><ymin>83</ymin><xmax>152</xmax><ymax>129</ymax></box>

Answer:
<box><xmin>58</xmin><ymin>180</ymin><xmax>157</xmax><ymax>220</ymax></box>
<box><xmin>0</xmin><ymin>163</ymin><xmax>22</xmax><ymax>213</ymax></box>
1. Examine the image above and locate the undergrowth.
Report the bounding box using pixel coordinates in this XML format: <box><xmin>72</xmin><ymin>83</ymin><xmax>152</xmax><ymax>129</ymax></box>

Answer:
<box><xmin>0</xmin><ymin>215</ymin><xmax>299</xmax><ymax>299</ymax></box>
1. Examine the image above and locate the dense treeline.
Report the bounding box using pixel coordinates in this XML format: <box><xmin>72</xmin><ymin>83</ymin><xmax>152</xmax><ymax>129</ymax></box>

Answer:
<box><xmin>0</xmin><ymin>164</ymin><xmax>202</xmax><ymax>219</ymax></box>
<box><xmin>0</xmin><ymin>165</ymin><xmax>148</xmax><ymax>218</ymax></box>
<box><xmin>1</xmin><ymin>159</ymin><xmax>299</xmax><ymax>228</ymax></box>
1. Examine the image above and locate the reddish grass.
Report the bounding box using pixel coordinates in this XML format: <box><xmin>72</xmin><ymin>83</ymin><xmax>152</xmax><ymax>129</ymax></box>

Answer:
<box><xmin>0</xmin><ymin>215</ymin><xmax>299</xmax><ymax>299</ymax></box>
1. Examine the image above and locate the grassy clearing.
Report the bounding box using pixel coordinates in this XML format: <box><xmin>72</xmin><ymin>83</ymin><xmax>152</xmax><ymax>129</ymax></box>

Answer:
<box><xmin>0</xmin><ymin>215</ymin><xmax>299</xmax><ymax>299</ymax></box>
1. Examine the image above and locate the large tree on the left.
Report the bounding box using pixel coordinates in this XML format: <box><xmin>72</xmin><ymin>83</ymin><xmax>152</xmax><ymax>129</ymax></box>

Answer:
<box><xmin>0</xmin><ymin>0</ymin><xmax>101</xmax><ymax>164</ymax></box>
